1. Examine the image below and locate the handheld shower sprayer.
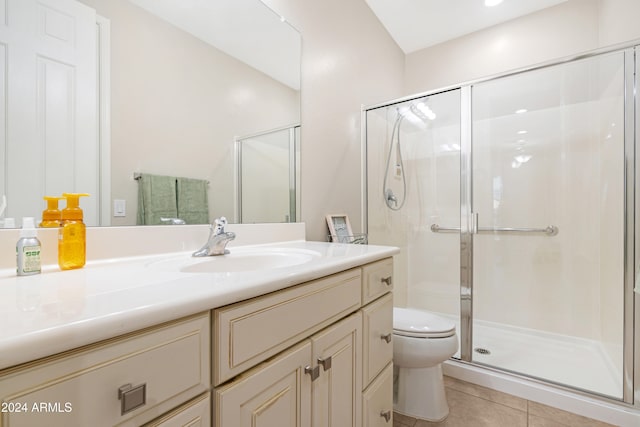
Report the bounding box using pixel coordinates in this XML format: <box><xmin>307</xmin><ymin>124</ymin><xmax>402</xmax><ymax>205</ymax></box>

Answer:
<box><xmin>383</xmin><ymin>109</ymin><xmax>406</xmax><ymax>210</ymax></box>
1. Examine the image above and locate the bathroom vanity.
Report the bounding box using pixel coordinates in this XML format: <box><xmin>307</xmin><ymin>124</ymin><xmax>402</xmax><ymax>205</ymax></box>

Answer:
<box><xmin>0</xmin><ymin>226</ymin><xmax>397</xmax><ymax>427</ymax></box>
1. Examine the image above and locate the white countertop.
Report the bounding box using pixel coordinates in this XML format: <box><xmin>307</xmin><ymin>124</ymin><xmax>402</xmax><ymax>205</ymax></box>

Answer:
<box><xmin>0</xmin><ymin>240</ymin><xmax>398</xmax><ymax>371</ymax></box>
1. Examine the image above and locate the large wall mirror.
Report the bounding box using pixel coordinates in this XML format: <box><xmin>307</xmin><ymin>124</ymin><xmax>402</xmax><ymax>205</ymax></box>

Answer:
<box><xmin>0</xmin><ymin>0</ymin><xmax>301</xmax><ymax>227</ymax></box>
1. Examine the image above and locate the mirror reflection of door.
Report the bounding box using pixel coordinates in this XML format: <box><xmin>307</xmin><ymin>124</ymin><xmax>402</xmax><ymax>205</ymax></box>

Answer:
<box><xmin>236</xmin><ymin>125</ymin><xmax>300</xmax><ymax>223</ymax></box>
<box><xmin>1</xmin><ymin>0</ymin><xmax>100</xmax><ymax>225</ymax></box>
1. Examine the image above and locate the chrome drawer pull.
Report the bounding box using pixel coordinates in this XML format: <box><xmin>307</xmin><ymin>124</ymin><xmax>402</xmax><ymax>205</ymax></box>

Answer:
<box><xmin>118</xmin><ymin>383</ymin><xmax>146</xmax><ymax>415</ymax></box>
<box><xmin>380</xmin><ymin>409</ymin><xmax>392</xmax><ymax>422</ymax></box>
<box><xmin>304</xmin><ymin>365</ymin><xmax>320</xmax><ymax>381</ymax></box>
<box><xmin>318</xmin><ymin>356</ymin><xmax>332</xmax><ymax>371</ymax></box>
<box><xmin>380</xmin><ymin>276</ymin><xmax>392</xmax><ymax>286</ymax></box>
<box><xmin>380</xmin><ymin>333</ymin><xmax>392</xmax><ymax>343</ymax></box>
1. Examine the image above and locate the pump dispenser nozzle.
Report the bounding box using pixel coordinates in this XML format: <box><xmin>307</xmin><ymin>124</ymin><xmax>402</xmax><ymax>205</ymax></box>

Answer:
<box><xmin>61</xmin><ymin>193</ymin><xmax>90</xmax><ymax>221</ymax></box>
<box><xmin>40</xmin><ymin>196</ymin><xmax>63</xmax><ymax>227</ymax></box>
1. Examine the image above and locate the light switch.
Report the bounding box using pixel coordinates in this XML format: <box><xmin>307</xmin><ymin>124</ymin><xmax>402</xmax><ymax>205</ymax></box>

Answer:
<box><xmin>113</xmin><ymin>199</ymin><xmax>126</xmax><ymax>217</ymax></box>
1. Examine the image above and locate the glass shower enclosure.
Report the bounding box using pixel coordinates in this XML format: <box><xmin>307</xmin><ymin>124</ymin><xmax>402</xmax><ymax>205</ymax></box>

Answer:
<box><xmin>235</xmin><ymin>125</ymin><xmax>300</xmax><ymax>223</ymax></box>
<box><xmin>365</xmin><ymin>47</ymin><xmax>635</xmax><ymax>402</ymax></box>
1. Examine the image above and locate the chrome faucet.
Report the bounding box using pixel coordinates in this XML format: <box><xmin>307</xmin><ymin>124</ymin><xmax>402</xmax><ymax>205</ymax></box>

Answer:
<box><xmin>192</xmin><ymin>216</ymin><xmax>236</xmax><ymax>257</ymax></box>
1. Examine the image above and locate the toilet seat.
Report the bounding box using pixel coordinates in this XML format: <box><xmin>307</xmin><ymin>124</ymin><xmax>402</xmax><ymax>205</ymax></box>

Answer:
<box><xmin>393</xmin><ymin>308</ymin><xmax>456</xmax><ymax>338</ymax></box>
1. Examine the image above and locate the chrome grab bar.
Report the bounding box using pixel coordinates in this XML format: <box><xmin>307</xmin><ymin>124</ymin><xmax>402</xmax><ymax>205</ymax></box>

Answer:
<box><xmin>430</xmin><ymin>224</ymin><xmax>558</xmax><ymax>236</ymax></box>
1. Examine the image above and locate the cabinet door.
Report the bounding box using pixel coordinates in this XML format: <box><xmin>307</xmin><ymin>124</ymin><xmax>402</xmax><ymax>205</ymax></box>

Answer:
<box><xmin>311</xmin><ymin>312</ymin><xmax>363</xmax><ymax>427</ymax></box>
<box><xmin>214</xmin><ymin>341</ymin><xmax>312</xmax><ymax>427</ymax></box>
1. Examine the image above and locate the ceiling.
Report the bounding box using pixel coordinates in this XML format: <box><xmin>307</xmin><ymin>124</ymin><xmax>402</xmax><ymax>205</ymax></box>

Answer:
<box><xmin>364</xmin><ymin>0</ymin><xmax>568</xmax><ymax>53</ymax></box>
<box><xmin>128</xmin><ymin>0</ymin><xmax>301</xmax><ymax>90</ymax></box>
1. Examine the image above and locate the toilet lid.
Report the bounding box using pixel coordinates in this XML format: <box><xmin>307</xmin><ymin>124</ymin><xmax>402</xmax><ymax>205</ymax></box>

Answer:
<box><xmin>393</xmin><ymin>308</ymin><xmax>456</xmax><ymax>338</ymax></box>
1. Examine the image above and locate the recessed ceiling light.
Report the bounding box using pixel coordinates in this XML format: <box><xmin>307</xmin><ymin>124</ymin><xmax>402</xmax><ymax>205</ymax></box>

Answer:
<box><xmin>517</xmin><ymin>130</ymin><xmax>528</xmax><ymax>135</ymax></box>
<box><xmin>515</xmin><ymin>109</ymin><xmax>527</xmax><ymax>114</ymax></box>
<box><xmin>485</xmin><ymin>0</ymin><xmax>504</xmax><ymax>7</ymax></box>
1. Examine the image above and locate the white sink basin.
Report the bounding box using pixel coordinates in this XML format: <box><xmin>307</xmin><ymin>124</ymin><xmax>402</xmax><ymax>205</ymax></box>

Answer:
<box><xmin>148</xmin><ymin>247</ymin><xmax>320</xmax><ymax>273</ymax></box>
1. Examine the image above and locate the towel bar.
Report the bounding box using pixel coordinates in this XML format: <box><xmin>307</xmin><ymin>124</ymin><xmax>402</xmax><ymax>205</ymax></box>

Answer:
<box><xmin>133</xmin><ymin>173</ymin><xmax>209</xmax><ymax>185</ymax></box>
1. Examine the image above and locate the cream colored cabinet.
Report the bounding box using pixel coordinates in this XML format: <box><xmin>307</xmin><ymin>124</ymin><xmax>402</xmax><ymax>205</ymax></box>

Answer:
<box><xmin>214</xmin><ymin>341</ymin><xmax>313</xmax><ymax>427</ymax></box>
<box><xmin>0</xmin><ymin>257</ymin><xmax>394</xmax><ymax>427</ymax></box>
<box><xmin>214</xmin><ymin>312</ymin><xmax>362</xmax><ymax>427</ymax></box>
<box><xmin>311</xmin><ymin>312</ymin><xmax>362</xmax><ymax>427</ymax></box>
<box><xmin>362</xmin><ymin>258</ymin><xmax>394</xmax><ymax>305</ymax></box>
<box><xmin>362</xmin><ymin>363</ymin><xmax>393</xmax><ymax>426</ymax></box>
<box><xmin>144</xmin><ymin>393</ymin><xmax>211</xmax><ymax>427</ymax></box>
<box><xmin>214</xmin><ymin>258</ymin><xmax>394</xmax><ymax>427</ymax></box>
<box><xmin>362</xmin><ymin>293</ymin><xmax>394</xmax><ymax>385</ymax></box>
<box><xmin>0</xmin><ymin>313</ymin><xmax>210</xmax><ymax>427</ymax></box>
<box><xmin>213</xmin><ymin>269</ymin><xmax>362</xmax><ymax>385</ymax></box>
<box><xmin>360</xmin><ymin>261</ymin><xmax>394</xmax><ymax>426</ymax></box>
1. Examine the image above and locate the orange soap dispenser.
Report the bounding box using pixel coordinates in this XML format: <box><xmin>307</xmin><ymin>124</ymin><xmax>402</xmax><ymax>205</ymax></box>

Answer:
<box><xmin>40</xmin><ymin>196</ymin><xmax>63</xmax><ymax>228</ymax></box>
<box><xmin>58</xmin><ymin>193</ymin><xmax>90</xmax><ymax>270</ymax></box>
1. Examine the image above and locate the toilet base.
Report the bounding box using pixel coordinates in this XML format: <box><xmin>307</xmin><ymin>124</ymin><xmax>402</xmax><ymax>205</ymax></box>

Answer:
<box><xmin>394</xmin><ymin>364</ymin><xmax>450</xmax><ymax>422</ymax></box>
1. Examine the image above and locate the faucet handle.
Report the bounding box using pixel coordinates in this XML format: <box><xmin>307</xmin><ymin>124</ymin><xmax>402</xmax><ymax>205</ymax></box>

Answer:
<box><xmin>213</xmin><ymin>216</ymin><xmax>228</xmax><ymax>235</ymax></box>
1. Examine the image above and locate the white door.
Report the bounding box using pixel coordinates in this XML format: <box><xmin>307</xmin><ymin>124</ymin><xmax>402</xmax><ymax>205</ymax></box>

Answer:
<box><xmin>0</xmin><ymin>0</ymin><xmax>98</xmax><ymax>225</ymax></box>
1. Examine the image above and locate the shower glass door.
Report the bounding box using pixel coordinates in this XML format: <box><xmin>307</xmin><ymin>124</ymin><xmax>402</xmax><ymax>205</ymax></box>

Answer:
<box><xmin>469</xmin><ymin>51</ymin><xmax>627</xmax><ymax>398</ymax></box>
<box><xmin>236</xmin><ymin>125</ymin><xmax>300</xmax><ymax>223</ymax></box>
<box><xmin>366</xmin><ymin>89</ymin><xmax>462</xmax><ymax>343</ymax></box>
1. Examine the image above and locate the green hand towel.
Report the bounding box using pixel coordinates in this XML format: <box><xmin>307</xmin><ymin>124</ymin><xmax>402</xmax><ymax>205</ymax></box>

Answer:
<box><xmin>137</xmin><ymin>173</ymin><xmax>178</xmax><ymax>225</ymax></box>
<box><xmin>177</xmin><ymin>177</ymin><xmax>209</xmax><ymax>224</ymax></box>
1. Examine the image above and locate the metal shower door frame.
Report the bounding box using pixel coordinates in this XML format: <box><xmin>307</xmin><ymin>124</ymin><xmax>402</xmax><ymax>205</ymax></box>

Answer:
<box><xmin>362</xmin><ymin>42</ymin><xmax>639</xmax><ymax>407</ymax></box>
<box><xmin>458</xmin><ymin>47</ymin><xmax>637</xmax><ymax>405</ymax></box>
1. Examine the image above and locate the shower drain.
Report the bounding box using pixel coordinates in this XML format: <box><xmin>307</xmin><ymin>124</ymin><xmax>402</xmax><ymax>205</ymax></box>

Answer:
<box><xmin>474</xmin><ymin>347</ymin><xmax>491</xmax><ymax>355</ymax></box>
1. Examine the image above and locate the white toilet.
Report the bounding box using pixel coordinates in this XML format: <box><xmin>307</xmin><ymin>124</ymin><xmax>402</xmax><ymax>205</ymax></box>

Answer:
<box><xmin>393</xmin><ymin>307</ymin><xmax>458</xmax><ymax>422</ymax></box>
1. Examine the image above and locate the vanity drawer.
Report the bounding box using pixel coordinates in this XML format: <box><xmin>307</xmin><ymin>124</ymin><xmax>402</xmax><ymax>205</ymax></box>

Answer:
<box><xmin>0</xmin><ymin>313</ymin><xmax>210</xmax><ymax>427</ymax></box>
<box><xmin>362</xmin><ymin>258</ymin><xmax>393</xmax><ymax>304</ymax></box>
<box><xmin>362</xmin><ymin>292</ymin><xmax>393</xmax><ymax>386</ymax></box>
<box><xmin>214</xmin><ymin>268</ymin><xmax>362</xmax><ymax>385</ymax></box>
<box><xmin>362</xmin><ymin>362</ymin><xmax>393</xmax><ymax>427</ymax></box>
<box><xmin>144</xmin><ymin>393</ymin><xmax>210</xmax><ymax>427</ymax></box>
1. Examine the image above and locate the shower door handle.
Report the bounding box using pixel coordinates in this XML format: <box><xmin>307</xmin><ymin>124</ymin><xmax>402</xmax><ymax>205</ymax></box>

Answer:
<box><xmin>471</xmin><ymin>212</ymin><xmax>479</xmax><ymax>234</ymax></box>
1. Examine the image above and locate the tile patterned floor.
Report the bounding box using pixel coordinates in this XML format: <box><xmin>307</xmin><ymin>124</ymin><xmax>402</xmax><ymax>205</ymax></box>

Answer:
<box><xmin>393</xmin><ymin>377</ymin><xmax>615</xmax><ymax>427</ymax></box>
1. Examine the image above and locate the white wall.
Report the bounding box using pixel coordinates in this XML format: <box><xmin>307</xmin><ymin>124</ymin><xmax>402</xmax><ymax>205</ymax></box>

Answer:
<box><xmin>404</xmin><ymin>0</ymin><xmax>640</xmax><ymax>95</ymax></box>
<box><xmin>262</xmin><ymin>0</ymin><xmax>406</xmax><ymax>241</ymax></box>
